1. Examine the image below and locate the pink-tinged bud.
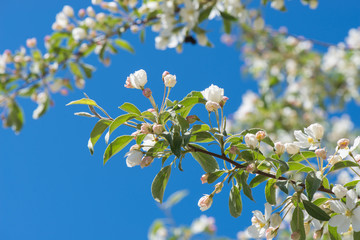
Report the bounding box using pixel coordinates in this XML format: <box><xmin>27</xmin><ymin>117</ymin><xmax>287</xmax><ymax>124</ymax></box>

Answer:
<box><xmin>205</xmin><ymin>101</ymin><xmax>220</xmax><ymax>112</ymax></box>
<box><xmin>229</xmin><ymin>145</ymin><xmax>238</xmax><ymax>155</ymax></box>
<box><xmin>4</xmin><ymin>49</ymin><xmax>11</xmax><ymax>56</ymax></box>
<box><xmin>131</xmin><ymin>130</ymin><xmax>141</xmax><ymax>138</ymax></box>
<box><xmin>186</xmin><ymin>115</ymin><xmax>198</xmax><ymax>124</ymax></box>
<box><xmin>256</xmin><ymin>130</ymin><xmax>266</xmax><ymax>141</ymax></box>
<box><xmin>14</xmin><ymin>55</ymin><xmax>23</xmax><ymax>63</ymax></box>
<box><xmin>100</xmin><ymin>2</ymin><xmax>108</xmax><ymax>9</ymax></box>
<box><xmin>152</xmin><ymin>124</ymin><xmax>163</xmax><ymax>135</ymax></box>
<box><xmin>96</xmin><ymin>13</ymin><xmax>106</xmax><ymax>22</ymax></box>
<box><xmin>147</xmin><ymin>108</ymin><xmax>156</xmax><ymax>113</ymax></box>
<box><xmin>201</xmin><ymin>173</ymin><xmax>209</xmax><ymax>184</ymax></box>
<box><xmin>60</xmin><ymin>89</ymin><xmax>68</xmax><ymax>96</ymax></box>
<box><xmin>198</xmin><ymin>194</ymin><xmax>213</xmax><ymax>211</ymax></box>
<box><xmin>246</xmin><ymin>163</ymin><xmax>256</xmax><ymax>173</ymax></box>
<box><xmin>130</xmin><ymin>25</ymin><xmax>139</xmax><ymax>33</ymax></box>
<box><xmin>337</xmin><ymin>138</ymin><xmax>350</xmax><ymax>149</ymax></box>
<box><xmin>275</xmin><ymin>142</ymin><xmax>285</xmax><ymax>156</ymax></box>
<box><xmin>162</xmin><ymin>71</ymin><xmax>170</xmax><ymax>81</ymax></box>
<box><xmin>315</xmin><ymin>148</ymin><xmax>327</xmax><ymax>159</ymax></box>
<box><xmin>214</xmin><ymin>182</ymin><xmax>223</xmax><ymax>193</ymax></box>
<box><xmin>140</xmin><ymin>156</ymin><xmax>154</xmax><ymax>168</ymax></box>
<box><xmin>355</xmin><ymin>154</ymin><xmax>360</xmax><ymax>163</ymax></box>
<box><xmin>86</xmin><ymin>6</ymin><xmax>96</xmax><ymax>17</ymax></box>
<box><xmin>313</xmin><ymin>230</ymin><xmax>322</xmax><ymax>239</ymax></box>
<box><xmin>78</xmin><ymin>9</ymin><xmax>86</xmax><ymax>18</ymax></box>
<box><xmin>142</xmin><ymin>88</ymin><xmax>152</xmax><ymax>98</ymax></box>
<box><xmin>124</xmin><ymin>76</ymin><xmax>133</xmax><ymax>88</ymax></box>
<box><xmin>265</xmin><ymin>227</ymin><xmax>277</xmax><ymax>239</ymax></box>
<box><xmin>219</xmin><ymin>96</ymin><xmax>229</xmax><ymax>107</ymax></box>
<box><xmin>75</xmin><ymin>78</ymin><xmax>85</xmax><ymax>89</ymax></box>
<box><xmin>291</xmin><ymin>232</ymin><xmax>300</xmax><ymax>240</ymax></box>
<box><xmin>26</xmin><ymin>38</ymin><xmax>37</xmax><ymax>48</ymax></box>
<box><xmin>140</xmin><ymin>123</ymin><xmax>152</xmax><ymax>134</ymax></box>
<box><xmin>130</xmin><ymin>144</ymin><xmax>141</xmax><ymax>151</ymax></box>
<box><xmin>103</xmin><ymin>57</ymin><xmax>111</xmax><ymax>66</ymax></box>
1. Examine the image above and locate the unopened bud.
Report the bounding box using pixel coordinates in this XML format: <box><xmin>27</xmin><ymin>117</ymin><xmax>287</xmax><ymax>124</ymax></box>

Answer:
<box><xmin>152</xmin><ymin>124</ymin><xmax>163</xmax><ymax>135</ymax></box>
<box><xmin>140</xmin><ymin>156</ymin><xmax>154</xmax><ymax>168</ymax></box>
<box><xmin>107</xmin><ymin>2</ymin><xmax>118</xmax><ymax>12</ymax></box>
<box><xmin>285</xmin><ymin>143</ymin><xmax>300</xmax><ymax>155</ymax></box>
<box><xmin>265</xmin><ymin>227</ymin><xmax>277</xmax><ymax>239</ymax></box>
<box><xmin>246</xmin><ymin>163</ymin><xmax>256</xmax><ymax>173</ymax></box>
<box><xmin>229</xmin><ymin>145</ymin><xmax>238</xmax><ymax>155</ymax></box>
<box><xmin>75</xmin><ymin>78</ymin><xmax>85</xmax><ymax>89</ymax></box>
<box><xmin>256</xmin><ymin>130</ymin><xmax>266</xmax><ymax>141</ymax></box>
<box><xmin>103</xmin><ymin>57</ymin><xmax>111</xmax><ymax>66</ymax></box>
<box><xmin>275</xmin><ymin>142</ymin><xmax>285</xmax><ymax>156</ymax></box>
<box><xmin>63</xmin><ymin>5</ymin><xmax>74</xmax><ymax>17</ymax></box>
<box><xmin>140</xmin><ymin>123</ymin><xmax>152</xmax><ymax>134</ymax></box>
<box><xmin>219</xmin><ymin>96</ymin><xmax>229</xmax><ymax>107</ymax></box>
<box><xmin>162</xmin><ymin>71</ymin><xmax>169</xmax><ymax>81</ymax></box>
<box><xmin>142</xmin><ymin>88</ymin><xmax>152</xmax><ymax>98</ymax></box>
<box><xmin>245</xmin><ymin>133</ymin><xmax>258</xmax><ymax>149</ymax></box>
<box><xmin>86</xmin><ymin>6</ymin><xmax>96</xmax><ymax>17</ymax></box>
<box><xmin>78</xmin><ymin>9</ymin><xmax>86</xmax><ymax>18</ymax></box>
<box><xmin>337</xmin><ymin>138</ymin><xmax>350</xmax><ymax>149</ymax></box>
<box><xmin>270</xmin><ymin>213</ymin><xmax>282</xmax><ymax>228</ymax></box>
<box><xmin>291</xmin><ymin>232</ymin><xmax>300</xmax><ymax>240</ymax></box>
<box><xmin>205</xmin><ymin>101</ymin><xmax>220</xmax><ymax>112</ymax></box>
<box><xmin>332</xmin><ymin>184</ymin><xmax>347</xmax><ymax>198</ymax></box>
<box><xmin>163</xmin><ymin>74</ymin><xmax>177</xmax><ymax>88</ymax></box>
<box><xmin>130</xmin><ymin>25</ymin><xmax>139</xmax><ymax>33</ymax></box>
<box><xmin>198</xmin><ymin>194</ymin><xmax>213</xmax><ymax>211</ymax></box>
<box><xmin>313</xmin><ymin>230</ymin><xmax>322</xmax><ymax>239</ymax></box>
<box><xmin>315</xmin><ymin>148</ymin><xmax>327</xmax><ymax>159</ymax></box>
<box><xmin>214</xmin><ymin>182</ymin><xmax>223</xmax><ymax>193</ymax></box>
<box><xmin>186</xmin><ymin>115</ymin><xmax>198</xmax><ymax>124</ymax></box>
<box><xmin>96</xmin><ymin>13</ymin><xmax>106</xmax><ymax>22</ymax></box>
<box><xmin>26</xmin><ymin>38</ymin><xmax>37</xmax><ymax>48</ymax></box>
<box><xmin>201</xmin><ymin>173</ymin><xmax>209</xmax><ymax>184</ymax></box>
<box><xmin>130</xmin><ymin>144</ymin><xmax>141</xmax><ymax>151</ymax></box>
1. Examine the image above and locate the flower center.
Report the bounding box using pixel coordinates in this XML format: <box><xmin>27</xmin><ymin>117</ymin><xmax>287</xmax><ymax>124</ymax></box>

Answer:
<box><xmin>308</xmin><ymin>137</ymin><xmax>315</xmax><ymax>144</ymax></box>
<box><xmin>345</xmin><ymin>209</ymin><xmax>353</xmax><ymax>217</ymax></box>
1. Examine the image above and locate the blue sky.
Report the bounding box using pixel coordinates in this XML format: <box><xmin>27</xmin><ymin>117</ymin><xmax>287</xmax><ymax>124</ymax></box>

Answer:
<box><xmin>1</xmin><ymin>1</ymin><xmax>360</xmax><ymax>239</ymax></box>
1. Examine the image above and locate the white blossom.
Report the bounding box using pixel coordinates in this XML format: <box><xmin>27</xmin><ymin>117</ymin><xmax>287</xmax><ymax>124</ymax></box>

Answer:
<box><xmin>285</xmin><ymin>143</ymin><xmax>300</xmax><ymax>155</ymax></box>
<box><xmin>338</xmin><ymin>136</ymin><xmax>360</xmax><ymax>159</ymax></box>
<box><xmin>179</xmin><ymin>0</ymin><xmax>199</xmax><ymax>29</ymax></box>
<box><xmin>201</xmin><ymin>84</ymin><xmax>224</xmax><ymax>104</ymax></box>
<box><xmin>163</xmin><ymin>74</ymin><xmax>176</xmax><ymax>87</ymax></box>
<box><xmin>333</xmin><ymin>184</ymin><xmax>348</xmax><ymax>199</ymax></box>
<box><xmin>293</xmin><ymin>124</ymin><xmax>323</xmax><ymax>150</ymax></box>
<box><xmin>247</xmin><ymin>203</ymin><xmax>272</xmax><ymax>238</ymax></box>
<box><xmin>191</xmin><ymin>215</ymin><xmax>215</xmax><ymax>234</ymax></box>
<box><xmin>62</xmin><ymin>5</ymin><xmax>74</xmax><ymax>17</ymax></box>
<box><xmin>245</xmin><ymin>133</ymin><xmax>258</xmax><ymax>148</ymax></box>
<box><xmin>125</xmin><ymin>150</ymin><xmax>143</xmax><ymax>167</ymax></box>
<box><xmin>346</xmin><ymin>28</ymin><xmax>360</xmax><ymax>49</ymax></box>
<box><xmin>129</xmin><ymin>69</ymin><xmax>148</xmax><ymax>89</ymax></box>
<box><xmin>72</xmin><ymin>28</ymin><xmax>87</xmax><ymax>41</ymax></box>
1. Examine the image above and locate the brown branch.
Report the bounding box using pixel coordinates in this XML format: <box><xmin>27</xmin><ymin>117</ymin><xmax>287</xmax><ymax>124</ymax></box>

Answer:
<box><xmin>187</xmin><ymin>144</ymin><xmax>334</xmax><ymax>195</ymax></box>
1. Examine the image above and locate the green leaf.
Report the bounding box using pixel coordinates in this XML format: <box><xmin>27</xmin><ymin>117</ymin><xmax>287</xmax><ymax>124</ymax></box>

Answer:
<box><xmin>66</xmin><ymin>98</ymin><xmax>98</xmax><ymax>106</ymax></box>
<box><xmin>190</xmin><ymin>144</ymin><xmax>219</xmax><ymax>173</ymax></box>
<box><xmin>69</xmin><ymin>62</ymin><xmax>83</xmax><ymax>78</ymax></box>
<box><xmin>344</xmin><ymin>180</ymin><xmax>360</xmax><ymax>189</ymax></box>
<box><xmin>170</xmin><ymin>134</ymin><xmax>182</xmax><ymax>158</ymax></box>
<box><xmin>80</xmin><ymin>63</ymin><xmax>95</xmax><ymax>79</ymax></box>
<box><xmin>198</xmin><ymin>5</ymin><xmax>214</xmax><ymax>22</ymax></box>
<box><xmin>190</xmin><ymin>131</ymin><xmax>214</xmax><ymax>143</ymax></box>
<box><xmin>312</xmin><ymin>198</ymin><xmax>329</xmax><ymax>206</ymax></box>
<box><xmin>330</xmin><ymin>160</ymin><xmax>359</xmax><ymax>172</ymax></box>
<box><xmin>229</xmin><ymin>185</ymin><xmax>242</xmax><ymax>218</ymax></box>
<box><xmin>88</xmin><ymin>119</ymin><xmax>112</xmax><ymax>154</ymax></box>
<box><xmin>191</xmin><ymin>124</ymin><xmax>210</xmax><ymax>134</ymax></box>
<box><xmin>6</xmin><ymin>100</ymin><xmax>24</xmax><ymax>133</ymax></box>
<box><xmin>249</xmin><ymin>175</ymin><xmax>268</xmax><ymax>188</ymax></box>
<box><xmin>118</xmin><ymin>102</ymin><xmax>142</xmax><ymax>116</ymax></box>
<box><xmin>289</xmin><ymin>151</ymin><xmax>317</xmax><ymax>162</ymax></box>
<box><xmin>240</xmin><ymin>172</ymin><xmax>254</xmax><ymax>201</ymax></box>
<box><xmin>151</xmin><ymin>165</ymin><xmax>172</xmax><ymax>203</ymax></box>
<box><xmin>354</xmin><ymin>231</ymin><xmax>360</xmax><ymax>240</ymax></box>
<box><xmin>265</xmin><ymin>179</ymin><xmax>276</xmax><ymax>205</ymax></box>
<box><xmin>220</xmin><ymin>11</ymin><xmax>237</xmax><ymax>21</ymax></box>
<box><xmin>328</xmin><ymin>225</ymin><xmax>342</xmax><ymax>240</ymax></box>
<box><xmin>290</xmin><ymin>206</ymin><xmax>306</xmax><ymax>240</ymax></box>
<box><xmin>275</xmin><ymin>180</ymin><xmax>289</xmax><ymax>194</ymax></box>
<box><xmin>207</xmin><ymin>170</ymin><xmax>225</xmax><ymax>184</ymax></box>
<box><xmin>303</xmin><ymin>200</ymin><xmax>330</xmax><ymax>221</ymax></box>
<box><xmin>114</xmin><ymin>39</ymin><xmax>135</xmax><ymax>53</ymax></box>
<box><xmin>305</xmin><ymin>171</ymin><xmax>322</xmax><ymax>201</ymax></box>
<box><xmin>103</xmin><ymin>135</ymin><xmax>134</xmax><ymax>164</ymax></box>
<box><xmin>105</xmin><ymin>113</ymin><xmax>137</xmax><ymax>143</ymax></box>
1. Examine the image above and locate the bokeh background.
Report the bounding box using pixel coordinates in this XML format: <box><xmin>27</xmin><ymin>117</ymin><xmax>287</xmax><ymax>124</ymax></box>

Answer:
<box><xmin>1</xmin><ymin>0</ymin><xmax>360</xmax><ymax>239</ymax></box>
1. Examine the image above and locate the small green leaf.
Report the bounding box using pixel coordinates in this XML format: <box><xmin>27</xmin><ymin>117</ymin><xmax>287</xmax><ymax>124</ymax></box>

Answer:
<box><xmin>240</xmin><ymin>172</ymin><xmax>254</xmax><ymax>201</ymax></box>
<box><xmin>103</xmin><ymin>135</ymin><xmax>134</xmax><ymax>164</ymax></box>
<box><xmin>289</xmin><ymin>151</ymin><xmax>317</xmax><ymax>162</ymax></box>
<box><xmin>305</xmin><ymin>171</ymin><xmax>322</xmax><ymax>201</ymax></box>
<box><xmin>330</xmin><ymin>160</ymin><xmax>359</xmax><ymax>172</ymax></box>
<box><xmin>151</xmin><ymin>165</ymin><xmax>172</xmax><ymax>203</ymax></box>
<box><xmin>105</xmin><ymin>113</ymin><xmax>137</xmax><ymax>143</ymax></box>
<box><xmin>328</xmin><ymin>225</ymin><xmax>342</xmax><ymax>240</ymax></box>
<box><xmin>190</xmin><ymin>144</ymin><xmax>219</xmax><ymax>173</ymax></box>
<box><xmin>198</xmin><ymin>5</ymin><xmax>214</xmax><ymax>22</ymax></box>
<box><xmin>290</xmin><ymin>206</ymin><xmax>306</xmax><ymax>240</ymax></box>
<box><xmin>220</xmin><ymin>11</ymin><xmax>237</xmax><ymax>21</ymax></box>
<box><xmin>114</xmin><ymin>39</ymin><xmax>135</xmax><ymax>53</ymax></box>
<box><xmin>303</xmin><ymin>200</ymin><xmax>330</xmax><ymax>221</ymax></box>
<box><xmin>353</xmin><ymin>231</ymin><xmax>360</xmax><ymax>240</ymax></box>
<box><xmin>249</xmin><ymin>175</ymin><xmax>268</xmax><ymax>188</ymax></box>
<box><xmin>88</xmin><ymin>119</ymin><xmax>112</xmax><ymax>154</ymax></box>
<box><xmin>229</xmin><ymin>185</ymin><xmax>242</xmax><ymax>218</ymax></box>
<box><xmin>69</xmin><ymin>62</ymin><xmax>83</xmax><ymax>78</ymax></box>
<box><xmin>118</xmin><ymin>102</ymin><xmax>142</xmax><ymax>116</ymax></box>
<box><xmin>265</xmin><ymin>179</ymin><xmax>276</xmax><ymax>205</ymax></box>
<box><xmin>80</xmin><ymin>63</ymin><xmax>95</xmax><ymax>79</ymax></box>
<box><xmin>207</xmin><ymin>170</ymin><xmax>225</xmax><ymax>184</ymax></box>
<box><xmin>66</xmin><ymin>98</ymin><xmax>98</xmax><ymax>106</ymax></box>
<box><xmin>191</xmin><ymin>124</ymin><xmax>210</xmax><ymax>134</ymax></box>
<box><xmin>344</xmin><ymin>180</ymin><xmax>360</xmax><ymax>189</ymax></box>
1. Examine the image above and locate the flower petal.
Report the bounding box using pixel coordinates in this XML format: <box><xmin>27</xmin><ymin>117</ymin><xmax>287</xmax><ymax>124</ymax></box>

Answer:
<box><xmin>329</xmin><ymin>200</ymin><xmax>346</xmax><ymax>214</ymax></box>
<box><xmin>294</xmin><ymin>130</ymin><xmax>308</xmax><ymax>142</ymax></box>
<box><xmin>337</xmin><ymin>217</ymin><xmax>351</xmax><ymax>234</ymax></box>
<box><xmin>346</xmin><ymin>190</ymin><xmax>357</xmax><ymax>210</ymax></box>
<box><xmin>264</xmin><ymin>203</ymin><xmax>272</xmax><ymax>220</ymax></box>
<box><xmin>329</xmin><ymin>214</ymin><xmax>345</xmax><ymax>228</ymax></box>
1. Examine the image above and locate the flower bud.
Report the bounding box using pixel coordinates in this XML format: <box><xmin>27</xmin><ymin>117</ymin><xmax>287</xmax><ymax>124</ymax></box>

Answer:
<box><xmin>72</xmin><ymin>27</ymin><xmax>87</xmax><ymax>41</ymax></box>
<box><xmin>79</xmin><ymin>43</ymin><xmax>89</xmax><ymax>53</ymax></box>
<box><xmin>201</xmin><ymin>173</ymin><xmax>209</xmax><ymax>184</ymax></box>
<box><xmin>214</xmin><ymin>182</ymin><xmax>223</xmax><ymax>193</ymax></box>
<box><xmin>75</xmin><ymin>77</ymin><xmax>85</xmax><ymax>89</ymax></box>
<box><xmin>96</xmin><ymin>13</ymin><xmax>106</xmax><ymax>22</ymax></box>
<box><xmin>85</xmin><ymin>17</ymin><xmax>96</xmax><ymax>28</ymax></box>
<box><xmin>186</xmin><ymin>115</ymin><xmax>198</xmax><ymax>124</ymax></box>
<box><xmin>332</xmin><ymin>184</ymin><xmax>347</xmax><ymax>198</ymax></box>
<box><xmin>315</xmin><ymin>148</ymin><xmax>327</xmax><ymax>159</ymax></box>
<box><xmin>107</xmin><ymin>2</ymin><xmax>118</xmax><ymax>12</ymax></box>
<box><xmin>63</xmin><ymin>5</ymin><xmax>74</xmax><ymax>17</ymax></box>
<box><xmin>337</xmin><ymin>138</ymin><xmax>350</xmax><ymax>149</ymax></box>
<box><xmin>162</xmin><ymin>71</ymin><xmax>169</xmax><ymax>81</ymax></box>
<box><xmin>229</xmin><ymin>146</ymin><xmax>238</xmax><ymax>155</ymax></box>
<box><xmin>142</xmin><ymin>88</ymin><xmax>152</xmax><ymax>98</ymax></box>
<box><xmin>26</xmin><ymin>38</ymin><xmax>37</xmax><ymax>48</ymax></box>
<box><xmin>245</xmin><ymin>133</ymin><xmax>258</xmax><ymax>149</ymax></box>
<box><xmin>140</xmin><ymin>123</ymin><xmax>152</xmax><ymax>134</ymax></box>
<box><xmin>307</xmin><ymin>123</ymin><xmax>324</xmax><ymax>140</ymax></box>
<box><xmin>256</xmin><ymin>130</ymin><xmax>266</xmax><ymax>141</ymax></box>
<box><xmin>205</xmin><ymin>101</ymin><xmax>220</xmax><ymax>112</ymax></box>
<box><xmin>246</xmin><ymin>163</ymin><xmax>256</xmax><ymax>173</ymax></box>
<box><xmin>130</xmin><ymin>144</ymin><xmax>141</xmax><ymax>151</ymax></box>
<box><xmin>270</xmin><ymin>213</ymin><xmax>282</xmax><ymax>228</ymax></box>
<box><xmin>78</xmin><ymin>9</ymin><xmax>86</xmax><ymax>18</ymax></box>
<box><xmin>265</xmin><ymin>227</ymin><xmax>277</xmax><ymax>239</ymax></box>
<box><xmin>92</xmin><ymin>0</ymin><xmax>102</xmax><ymax>5</ymax></box>
<box><xmin>86</xmin><ymin>6</ymin><xmax>96</xmax><ymax>17</ymax></box>
<box><xmin>130</xmin><ymin>25</ymin><xmax>139</xmax><ymax>33</ymax></box>
<box><xmin>140</xmin><ymin>156</ymin><xmax>154</xmax><ymax>168</ymax></box>
<box><xmin>291</xmin><ymin>232</ymin><xmax>300</xmax><ymax>240</ymax></box>
<box><xmin>219</xmin><ymin>96</ymin><xmax>229</xmax><ymax>107</ymax></box>
<box><xmin>164</xmin><ymin>74</ymin><xmax>177</xmax><ymax>88</ymax></box>
<box><xmin>197</xmin><ymin>33</ymin><xmax>208</xmax><ymax>46</ymax></box>
<box><xmin>285</xmin><ymin>143</ymin><xmax>300</xmax><ymax>155</ymax></box>
<box><xmin>274</xmin><ymin>142</ymin><xmax>285</xmax><ymax>156</ymax></box>
<box><xmin>152</xmin><ymin>124</ymin><xmax>163</xmax><ymax>135</ymax></box>
<box><xmin>198</xmin><ymin>195</ymin><xmax>213</xmax><ymax>211</ymax></box>
<box><xmin>313</xmin><ymin>230</ymin><xmax>322</xmax><ymax>239</ymax></box>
